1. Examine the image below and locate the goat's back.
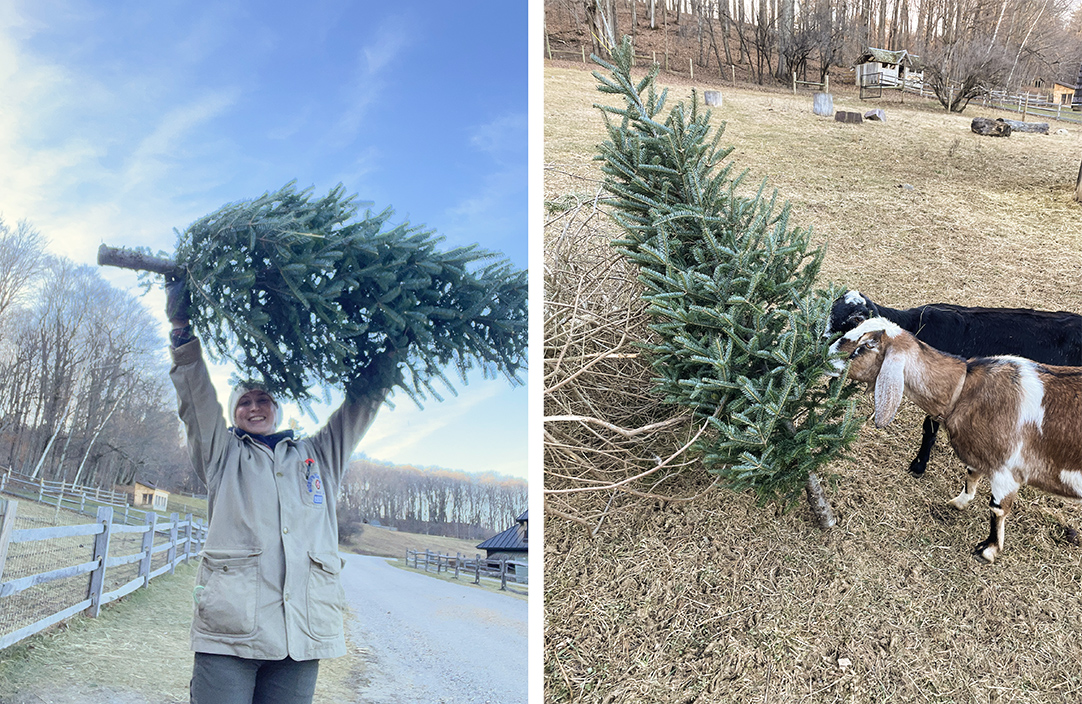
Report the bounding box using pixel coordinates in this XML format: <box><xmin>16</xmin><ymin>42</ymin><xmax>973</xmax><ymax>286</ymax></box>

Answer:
<box><xmin>946</xmin><ymin>358</ymin><xmax>1082</xmax><ymax>492</ymax></box>
<box><xmin>898</xmin><ymin>305</ymin><xmax>1081</xmax><ymax>365</ymax></box>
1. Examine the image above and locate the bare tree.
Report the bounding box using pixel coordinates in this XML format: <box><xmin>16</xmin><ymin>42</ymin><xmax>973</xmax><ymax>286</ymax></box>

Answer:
<box><xmin>0</xmin><ymin>217</ymin><xmax>47</xmax><ymax>327</ymax></box>
<box><xmin>922</xmin><ymin>36</ymin><xmax>1012</xmax><ymax>111</ymax></box>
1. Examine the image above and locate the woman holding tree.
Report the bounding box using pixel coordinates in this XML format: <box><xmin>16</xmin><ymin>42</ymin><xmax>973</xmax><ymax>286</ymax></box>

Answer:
<box><xmin>165</xmin><ymin>277</ymin><xmax>396</xmax><ymax>704</ymax></box>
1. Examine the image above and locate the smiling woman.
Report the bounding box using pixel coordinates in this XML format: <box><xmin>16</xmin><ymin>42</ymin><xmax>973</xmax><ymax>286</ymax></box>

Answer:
<box><xmin>165</xmin><ymin>277</ymin><xmax>398</xmax><ymax>704</ymax></box>
<box><xmin>229</xmin><ymin>387</ymin><xmax>281</xmax><ymax>437</ymax></box>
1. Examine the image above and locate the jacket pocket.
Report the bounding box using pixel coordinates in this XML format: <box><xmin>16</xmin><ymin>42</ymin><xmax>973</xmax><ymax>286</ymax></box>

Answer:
<box><xmin>194</xmin><ymin>549</ymin><xmax>261</xmax><ymax>637</ymax></box>
<box><xmin>306</xmin><ymin>551</ymin><xmax>345</xmax><ymax>638</ymax></box>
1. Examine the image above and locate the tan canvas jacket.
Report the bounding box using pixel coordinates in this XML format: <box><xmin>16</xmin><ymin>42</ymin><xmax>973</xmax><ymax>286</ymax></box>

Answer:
<box><xmin>170</xmin><ymin>338</ymin><xmax>384</xmax><ymax>661</ymax></box>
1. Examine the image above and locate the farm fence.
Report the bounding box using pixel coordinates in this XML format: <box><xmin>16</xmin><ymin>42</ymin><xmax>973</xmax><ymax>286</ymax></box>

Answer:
<box><xmin>404</xmin><ymin>549</ymin><xmax>528</xmax><ymax>595</ymax></box>
<box><xmin>0</xmin><ymin>468</ymin><xmax>171</xmax><ymax>527</ymax></box>
<box><xmin>0</xmin><ymin>497</ymin><xmax>206</xmax><ymax>651</ymax></box>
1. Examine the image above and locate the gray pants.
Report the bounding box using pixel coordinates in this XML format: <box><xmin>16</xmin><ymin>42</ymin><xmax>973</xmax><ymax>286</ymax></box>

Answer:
<box><xmin>190</xmin><ymin>653</ymin><xmax>320</xmax><ymax>704</ymax></box>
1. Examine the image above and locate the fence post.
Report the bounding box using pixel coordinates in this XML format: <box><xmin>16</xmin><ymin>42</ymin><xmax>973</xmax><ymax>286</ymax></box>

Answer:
<box><xmin>455</xmin><ymin>552</ymin><xmax>461</xmax><ymax>580</ymax></box>
<box><xmin>183</xmin><ymin>512</ymin><xmax>193</xmax><ymax>563</ymax></box>
<box><xmin>140</xmin><ymin>511</ymin><xmax>157</xmax><ymax>588</ymax></box>
<box><xmin>167</xmin><ymin>512</ymin><xmax>179</xmax><ymax>574</ymax></box>
<box><xmin>86</xmin><ymin>505</ymin><xmax>113</xmax><ymax>617</ymax></box>
<box><xmin>474</xmin><ymin>553</ymin><xmax>481</xmax><ymax>585</ymax></box>
<box><xmin>0</xmin><ymin>499</ymin><xmax>18</xmax><ymax>582</ymax></box>
<box><xmin>500</xmin><ymin>558</ymin><xmax>508</xmax><ymax>591</ymax></box>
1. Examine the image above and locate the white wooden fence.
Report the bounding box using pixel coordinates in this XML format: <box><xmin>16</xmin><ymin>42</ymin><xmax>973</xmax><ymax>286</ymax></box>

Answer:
<box><xmin>0</xmin><ymin>468</ymin><xmax>158</xmax><ymax>526</ymax></box>
<box><xmin>0</xmin><ymin>498</ymin><xmax>206</xmax><ymax>650</ymax></box>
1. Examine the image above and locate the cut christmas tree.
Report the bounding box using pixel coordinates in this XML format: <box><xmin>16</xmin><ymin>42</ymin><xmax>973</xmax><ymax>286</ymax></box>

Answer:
<box><xmin>592</xmin><ymin>37</ymin><xmax>860</xmax><ymax>525</ymax></box>
<box><xmin>99</xmin><ymin>181</ymin><xmax>527</xmax><ymax>408</ymax></box>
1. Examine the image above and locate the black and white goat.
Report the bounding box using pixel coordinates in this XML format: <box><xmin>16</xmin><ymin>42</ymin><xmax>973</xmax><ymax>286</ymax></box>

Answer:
<box><xmin>826</xmin><ymin>290</ymin><xmax>1082</xmax><ymax>476</ymax></box>
<box><xmin>830</xmin><ymin>317</ymin><xmax>1082</xmax><ymax>563</ymax></box>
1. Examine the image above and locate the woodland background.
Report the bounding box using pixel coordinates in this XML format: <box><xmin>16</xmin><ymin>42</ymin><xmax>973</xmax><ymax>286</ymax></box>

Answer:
<box><xmin>546</xmin><ymin>0</ymin><xmax>1082</xmax><ymax>104</ymax></box>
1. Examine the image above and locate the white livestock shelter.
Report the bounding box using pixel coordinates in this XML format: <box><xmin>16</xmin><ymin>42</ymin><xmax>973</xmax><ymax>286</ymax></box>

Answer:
<box><xmin>856</xmin><ymin>47</ymin><xmax>923</xmax><ymax>91</ymax></box>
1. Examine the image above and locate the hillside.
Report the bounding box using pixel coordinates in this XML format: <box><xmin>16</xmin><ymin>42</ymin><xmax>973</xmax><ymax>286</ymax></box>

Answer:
<box><xmin>544</xmin><ymin>60</ymin><xmax>1082</xmax><ymax>704</ymax></box>
<box><xmin>339</xmin><ymin>523</ymin><xmax>486</xmax><ymax>559</ymax></box>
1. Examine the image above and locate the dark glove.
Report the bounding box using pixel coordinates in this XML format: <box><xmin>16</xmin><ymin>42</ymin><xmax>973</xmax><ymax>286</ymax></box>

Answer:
<box><xmin>164</xmin><ymin>273</ymin><xmax>191</xmax><ymax>323</ymax></box>
<box><xmin>346</xmin><ymin>347</ymin><xmax>401</xmax><ymax>399</ymax></box>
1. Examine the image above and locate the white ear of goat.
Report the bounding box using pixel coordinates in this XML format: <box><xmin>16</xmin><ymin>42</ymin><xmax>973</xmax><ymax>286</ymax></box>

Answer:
<box><xmin>875</xmin><ymin>343</ymin><xmax>906</xmax><ymax>428</ymax></box>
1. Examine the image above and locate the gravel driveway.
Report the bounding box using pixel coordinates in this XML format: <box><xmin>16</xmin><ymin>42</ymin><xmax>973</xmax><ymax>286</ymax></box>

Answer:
<box><xmin>340</xmin><ymin>554</ymin><xmax>527</xmax><ymax>704</ymax></box>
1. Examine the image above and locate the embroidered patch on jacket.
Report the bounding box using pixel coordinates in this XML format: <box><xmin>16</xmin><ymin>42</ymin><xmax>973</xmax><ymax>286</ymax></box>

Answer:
<box><xmin>304</xmin><ymin>458</ymin><xmax>325</xmax><ymax>505</ymax></box>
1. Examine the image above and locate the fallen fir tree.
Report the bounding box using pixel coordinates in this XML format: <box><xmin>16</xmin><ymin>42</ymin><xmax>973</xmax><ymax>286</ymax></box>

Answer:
<box><xmin>592</xmin><ymin>38</ymin><xmax>861</xmax><ymax>526</ymax></box>
<box><xmin>99</xmin><ymin>181</ymin><xmax>527</xmax><ymax>408</ymax></box>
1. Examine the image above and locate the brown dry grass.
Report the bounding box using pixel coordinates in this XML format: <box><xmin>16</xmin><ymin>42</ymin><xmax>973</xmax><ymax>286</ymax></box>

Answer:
<box><xmin>544</xmin><ymin>61</ymin><xmax>1082</xmax><ymax>704</ymax></box>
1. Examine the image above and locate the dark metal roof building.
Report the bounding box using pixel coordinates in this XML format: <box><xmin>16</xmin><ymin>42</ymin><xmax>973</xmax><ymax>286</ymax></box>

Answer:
<box><xmin>477</xmin><ymin>510</ymin><xmax>528</xmax><ymax>555</ymax></box>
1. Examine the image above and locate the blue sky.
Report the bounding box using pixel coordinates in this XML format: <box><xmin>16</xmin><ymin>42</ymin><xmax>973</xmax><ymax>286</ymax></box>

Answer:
<box><xmin>0</xmin><ymin>0</ymin><xmax>529</xmax><ymax>480</ymax></box>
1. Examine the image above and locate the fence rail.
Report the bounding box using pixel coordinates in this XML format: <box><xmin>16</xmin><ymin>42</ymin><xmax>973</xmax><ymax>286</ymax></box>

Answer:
<box><xmin>0</xmin><ymin>468</ymin><xmax>158</xmax><ymax>526</ymax></box>
<box><xmin>0</xmin><ymin>497</ymin><xmax>206</xmax><ymax>651</ymax></box>
<box><xmin>404</xmin><ymin>549</ymin><xmax>528</xmax><ymax>593</ymax></box>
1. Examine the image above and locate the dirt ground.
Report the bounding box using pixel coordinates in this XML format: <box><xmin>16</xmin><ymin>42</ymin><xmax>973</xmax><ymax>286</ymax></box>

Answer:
<box><xmin>543</xmin><ymin>54</ymin><xmax>1082</xmax><ymax>704</ymax></box>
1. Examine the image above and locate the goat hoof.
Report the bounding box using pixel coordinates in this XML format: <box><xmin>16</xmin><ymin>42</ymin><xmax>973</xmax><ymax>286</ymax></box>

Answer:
<box><xmin>973</xmin><ymin>542</ymin><xmax>998</xmax><ymax>564</ymax></box>
<box><xmin>907</xmin><ymin>459</ymin><xmax>927</xmax><ymax>478</ymax></box>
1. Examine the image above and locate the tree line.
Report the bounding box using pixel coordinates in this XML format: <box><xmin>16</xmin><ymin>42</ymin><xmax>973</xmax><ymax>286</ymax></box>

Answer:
<box><xmin>552</xmin><ymin>0</ymin><xmax>1082</xmax><ymax>111</ymax></box>
<box><xmin>338</xmin><ymin>457</ymin><xmax>528</xmax><ymax>540</ymax></box>
<box><xmin>0</xmin><ymin>217</ymin><xmax>195</xmax><ymax>493</ymax></box>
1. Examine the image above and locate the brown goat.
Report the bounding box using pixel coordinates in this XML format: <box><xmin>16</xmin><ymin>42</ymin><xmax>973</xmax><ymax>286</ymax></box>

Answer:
<box><xmin>830</xmin><ymin>317</ymin><xmax>1082</xmax><ymax>563</ymax></box>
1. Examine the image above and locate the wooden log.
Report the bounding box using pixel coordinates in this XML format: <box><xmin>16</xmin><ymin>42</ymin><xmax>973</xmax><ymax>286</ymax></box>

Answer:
<box><xmin>703</xmin><ymin>90</ymin><xmax>722</xmax><ymax>107</ymax></box>
<box><xmin>1001</xmin><ymin>119</ymin><xmax>1049</xmax><ymax>134</ymax></box>
<box><xmin>813</xmin><ymin>93</ymin><xmax>833</xmax><ymax>116</ymax></box>
<box><xmin>970</xmin><ymin>117</ymin><xmax>1011</xmax><ymax>137</ymax></box>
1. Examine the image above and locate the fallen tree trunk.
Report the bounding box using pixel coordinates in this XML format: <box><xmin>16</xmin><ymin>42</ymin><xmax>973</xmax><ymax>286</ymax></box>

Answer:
<box><xmin>971</xmin><ymin>117</ymin><xmax>1011</xmax><ymax>137</ymax></box>
<box><xmin>1001</xmin><ymin>119</ymin><xmax>1049</xmax><ymax>134</ymax></box>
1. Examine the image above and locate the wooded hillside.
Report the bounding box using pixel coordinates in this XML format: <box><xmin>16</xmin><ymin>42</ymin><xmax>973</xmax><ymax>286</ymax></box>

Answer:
<box><xmin>338</xmin><ymin>458</ymin><xmax>528</xmax><ymax>539</ymax></box>
<box><xmin>547</xmin><ymin>0</ymin><xmax>1082</xmax><ymax>104</ymax></box>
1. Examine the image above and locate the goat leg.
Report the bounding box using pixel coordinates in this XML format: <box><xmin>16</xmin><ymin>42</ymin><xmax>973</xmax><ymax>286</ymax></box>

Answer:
<box><xmin>974</xmin><ymin>484</ymin><xmax>1017</xmax><ymax>564</ymax></box>
<box><xmin>908</xmin><ymin>415</ymin><xmax>939</xmax><ymax>477</ymax></box>
<box><xmin>948</xmin><ymin>469</ymin><xmax>981</xmax><ymax>510</ymax></box>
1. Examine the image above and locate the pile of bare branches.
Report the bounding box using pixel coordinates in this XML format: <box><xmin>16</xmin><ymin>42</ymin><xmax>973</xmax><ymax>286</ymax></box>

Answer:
<box><xmin>543</xmin><ymin>183</ymin><xmax>718</xmax><ymax>532</ymax></box>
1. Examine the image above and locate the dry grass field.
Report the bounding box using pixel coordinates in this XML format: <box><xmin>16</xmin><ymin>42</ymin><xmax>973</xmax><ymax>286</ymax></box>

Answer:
<box><xmin>544</xmin><ymin>61</ymin><xmax>1082</xmax><ymax>704</ymax></box>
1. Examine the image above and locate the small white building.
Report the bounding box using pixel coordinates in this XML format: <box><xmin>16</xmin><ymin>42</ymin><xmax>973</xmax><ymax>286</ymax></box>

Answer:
<box><xmin>121</xmin><ymin>480</ymin><xmax>170</xmax><ymax>512</ymax></box>
<box><xmin>856</xmin><ymin>48</ymin><xmax>923</xmax><ymax>89</ymax></box>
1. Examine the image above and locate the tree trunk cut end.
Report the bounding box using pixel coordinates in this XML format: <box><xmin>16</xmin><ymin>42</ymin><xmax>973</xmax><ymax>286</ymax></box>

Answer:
<box><xmin>805</xmin><ymin>472</ymin><xmax>837</xmax><ymax>530</ymax></box>
<box><xmin>97</xmin><ymin>244</ymin><xmax>181</xmax><ymax>277</ymax></box>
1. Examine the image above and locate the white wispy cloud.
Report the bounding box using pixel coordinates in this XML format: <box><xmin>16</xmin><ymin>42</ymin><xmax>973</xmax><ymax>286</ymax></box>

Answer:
<box><xmin>333</xmin><ymin>12</ymin><xmax>414</xmax><ymax>143</ymax></box>
<box><xmin>468</xmin><ymin>111</ymin><xmax>528</xmax><ymax>160</ymax></box>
